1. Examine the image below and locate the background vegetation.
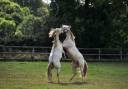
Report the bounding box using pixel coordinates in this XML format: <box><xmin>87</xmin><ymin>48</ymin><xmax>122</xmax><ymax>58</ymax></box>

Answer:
<box><xmin>0</xmin><ymin>0</ymin><xmax>49</xmax><ymax>46</ymax></box>
<box><xmin>0</xmin><ymin>0</ymin><xmax>128</xmax><ymax>48</ymax></box>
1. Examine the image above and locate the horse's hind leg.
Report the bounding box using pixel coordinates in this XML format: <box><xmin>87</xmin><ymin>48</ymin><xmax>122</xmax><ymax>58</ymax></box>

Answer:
<box><xmin>56</xmin><ymin>62</ymin><xmax>61</xmax><ymax>83</ymax></box>
<box><xmin>80</xmin><ymin>64</ymin><xmax>87</xmax><ymax>81</ymax></box>
<box><xmin>57</xmin><ymin>68</ymin><xmax>60</xmax><ymax>83</ymax></box>
<box><xmin>47</xmin><ymin>63</ymin><xmax>54</xmax><ymax>82</ymax></box>
<box><xmin>80</xmin><ymin>66</ymin><xmax>84</xmax><ymax>81</ymax></box>
<box><xmin>80</xmin><ymin>63</ymin><xmax>88</xmax><ymax>82</ymax></box>
<box><xmin>70</xmin><ymin>71</ymin><xmax>77</xmax><ymax>81</ymax></box>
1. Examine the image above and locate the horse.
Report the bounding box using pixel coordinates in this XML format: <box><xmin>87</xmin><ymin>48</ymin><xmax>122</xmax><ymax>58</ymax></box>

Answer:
<box><xmin>61</xmin><ymin>25</ymin><xmax>88</xmax><ymax>81</ymax></box>
<box><xmin>48</xmin><ymin>28</ymin><xmax>64</xmax><ymax>83</ymax></box>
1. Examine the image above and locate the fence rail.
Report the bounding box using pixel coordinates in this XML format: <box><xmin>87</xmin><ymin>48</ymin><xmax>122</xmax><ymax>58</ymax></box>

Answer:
<box><xmin>0</xmin><ymin>45</ymin><xmax>128</xmax><ymax>62</ymax></box>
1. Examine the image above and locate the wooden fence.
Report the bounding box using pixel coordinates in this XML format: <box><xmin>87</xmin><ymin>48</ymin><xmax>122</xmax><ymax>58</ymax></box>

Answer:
<box><xmin>0</xmin><ymin>45</ymin><xmax>128</xmax><ymax>62</ymax></box>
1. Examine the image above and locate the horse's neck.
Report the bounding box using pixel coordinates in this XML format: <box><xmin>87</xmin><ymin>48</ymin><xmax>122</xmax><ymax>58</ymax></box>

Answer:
<box><xmin>63</xmin><ymin>32</ymin><xmax>75</xmax><ymax>48</ymax></box>
<box><xmin>53</xmin><ymin>33</ymin><xmax>60</xmax><ymax>47</ymax></box>
<box><xmin>55</xmin><ymin>33</ymin><xmax>60</xmax><ymax>43</ymax></box>
<box><xmin>65</xmin><ymin>31</ymin><xmax>71</xmax><ymax>40</ymax></box>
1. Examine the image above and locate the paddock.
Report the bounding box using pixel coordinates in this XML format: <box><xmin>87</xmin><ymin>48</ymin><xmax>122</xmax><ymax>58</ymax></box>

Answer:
<box><xmin>0</xmin><ymin>61</ymin><xmax>128</xmax><ymax>89</ymax></box>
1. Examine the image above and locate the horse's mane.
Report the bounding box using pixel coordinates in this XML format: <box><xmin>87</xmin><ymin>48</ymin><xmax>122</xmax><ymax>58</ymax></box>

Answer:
<box><xmin>49</xmin><ymin>29</ymin><xmax>56</xmax><ymax>37</ymax></box>
<box><xmin>69</xmin><ymin>30</ymin><xmax>75</xmax><ymax>41</ymax></box>
<box><xmin>52</xmin><ymin>37</ymin><xmax>58</xmax><ymax>48</ymax></box>
<box><xmin>50</xmin><ymin>29</ymin><xmax>61</xmax><ymax>48</ymax></box>
<box><xmin>49</xmin><ymin>28</ymin><xmax>61</xmax><ymax>38</ymax></box>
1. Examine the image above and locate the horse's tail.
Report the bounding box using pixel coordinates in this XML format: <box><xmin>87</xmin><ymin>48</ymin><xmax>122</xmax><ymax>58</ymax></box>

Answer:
<box><xmin>83</xmin><ymin>62</ymin><xmax>88</xmax><ymax>78</ymax></box>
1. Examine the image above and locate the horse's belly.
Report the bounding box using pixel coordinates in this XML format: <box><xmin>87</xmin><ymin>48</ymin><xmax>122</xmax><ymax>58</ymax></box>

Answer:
<box><xmin>49</xmin><ymin>48</ymin><xmax>62</xmax><ymax>62</ymax></box>
<box><xmin>67</xmin><ymin>48</ymin><xmax>84</xmax><ymax>60</ymax></box>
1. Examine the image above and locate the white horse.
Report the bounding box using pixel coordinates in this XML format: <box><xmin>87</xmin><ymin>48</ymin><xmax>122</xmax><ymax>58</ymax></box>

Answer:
<box><xmin>61</xmin><ymin>25</ymin><xmax>88</xmax><ymax>81</ymax></box>
<box><xmin>48</xmin><ymin>28</ymin><xmax>64</xmax><ymax>83</ymax></box>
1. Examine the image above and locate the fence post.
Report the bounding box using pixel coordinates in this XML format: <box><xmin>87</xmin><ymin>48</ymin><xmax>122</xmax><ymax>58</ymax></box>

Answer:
<box><xmin>98</xmin><ymin>48</ymin><xmax>101</xmax><ymax>61</ymax></box>
<box><xmin>2</xmin><ymin>46</ymin><xmax>6</xmax><ymax>59</ymax></box>
<box><xmin>120</xmin><ymin>48</ymin><xmax>123</xmax><ymax>61</ymax></box>
<box><xmin>31</xmin><ymin>48</ymin><xmax>35</xmax><ymax>60</ymax></box>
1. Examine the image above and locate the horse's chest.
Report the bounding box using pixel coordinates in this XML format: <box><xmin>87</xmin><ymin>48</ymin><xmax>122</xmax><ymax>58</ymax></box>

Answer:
<box><xmin>63</xmin><ymin>41</ymin><xmax>73</xmax><ymax>48</ymax></box>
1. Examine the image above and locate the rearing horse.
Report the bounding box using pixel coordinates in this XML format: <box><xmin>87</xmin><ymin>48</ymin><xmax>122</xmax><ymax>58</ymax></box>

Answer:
<box><xmin>61</xmin><ymin>25</ymin><xmax>88</xmax><ymax>81</ymax></box>
<box><xmin>48</xmin><ymin>28</ymin><xmax>64</xmax><ymax>83</ymax></box>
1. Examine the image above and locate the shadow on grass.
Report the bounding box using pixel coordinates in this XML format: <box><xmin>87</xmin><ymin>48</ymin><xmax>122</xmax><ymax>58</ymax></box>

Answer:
<box><xmin>49</xmin><ymin>81</ymin><xmax>88</xmax><ymax>86</ymax></box>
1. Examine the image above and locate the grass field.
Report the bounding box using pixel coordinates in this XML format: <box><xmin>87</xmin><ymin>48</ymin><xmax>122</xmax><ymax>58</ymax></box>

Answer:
<box><xmin>0</xmin><ymin>61</ymin><xmax>128</xmax><ymax>89</ymax></box>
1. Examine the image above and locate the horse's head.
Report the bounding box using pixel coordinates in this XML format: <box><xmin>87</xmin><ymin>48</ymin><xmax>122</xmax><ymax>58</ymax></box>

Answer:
<box><xmin>61</xmin><ymin>25</ymin><xmax>71</xmax><ymax>32</ymax></box>
<box><xmin>49</xmin><ymin>28</ymin><xmax>63</xmax><ymax>38</ymax></box>
<box><xmin>61</xmin><ymin>25</ymin><xmax>75</xmax><ymax>41</ymax></box>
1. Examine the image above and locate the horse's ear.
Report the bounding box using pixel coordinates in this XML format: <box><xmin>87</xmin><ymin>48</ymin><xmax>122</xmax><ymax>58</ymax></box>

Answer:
<box><xmin>69</xmin><ymin>25</ymin><xmax>71</xmax><ymax>29</ymax></box>
<box><xmin>49</xmin><ymin>28</ymin><xmax>56</xmax><ymax>38</ymax></box>
<box><xmin>69</xmin><ymin>30</ymin><xmax>75</xmax><ymax>41</ymax></box>
<box><xmin>50</xmin><ymin>28</ymin><xmax>53</xmax><ymax>30</ymax></box>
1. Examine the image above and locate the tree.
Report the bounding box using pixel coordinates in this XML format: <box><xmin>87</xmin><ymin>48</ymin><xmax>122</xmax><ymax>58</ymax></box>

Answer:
<box><xmin>0</xmin><ymin>0</ymin><xmax>49</xmax><ymax>45</ymax></box>
<box><xmin>15</xmin><ymin>15</ymin><xmax>48</xmax><ymax>45</ymax></box>
<box><xmin>49</xmin><ymin>0</ymin><xmax>128</xmax><ymax>48</ymax></box>
<box><xmin>0</xmin><ymin>18</ymin><xmax>16</xmax><ymax>44</ymax></box>
<box><xmin>10</xmin><ymin>0</ymin><xmax>49</xmax><ymax>16</ymax></box>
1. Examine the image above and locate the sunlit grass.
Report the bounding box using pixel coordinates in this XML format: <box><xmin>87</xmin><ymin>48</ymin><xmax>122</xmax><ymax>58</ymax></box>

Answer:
<box><xmin>0</xmin><ymin>61</ymin><xmax>128</xmax><ymax>89</ymax></box>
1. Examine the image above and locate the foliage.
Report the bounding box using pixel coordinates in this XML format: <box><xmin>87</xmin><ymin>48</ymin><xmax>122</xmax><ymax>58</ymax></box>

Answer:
<box><xmin>49</xmin><ymin>0</ymin><xmax>128</xmax><ymax>48</ymax></box>
<box><xmin>15</xmin><ymin>15</ymin><xmax>48</xmax><ymax>45</ymax></box>
<box><xmin>0</xmin><ymin>0</ymin><xmax>128</xmax><ymax>48</ymax></box>
<box><xmin>10</xmin><ymin>0</ymin><xmax>49</xmax><ymax>16</ymax></box>
<box><xmin>0</xmin><ymin>0</ymin><xmax>49</xmax><ymax>45</ymax></box>
<box><xmin>0</xmin><ymin>18</ymin><xmax>16</xmax><ymax>44</ymax></box>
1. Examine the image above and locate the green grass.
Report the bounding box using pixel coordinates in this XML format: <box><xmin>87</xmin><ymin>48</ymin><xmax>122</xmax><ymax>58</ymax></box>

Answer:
<box><xmin>0</xmin><ymin>61</ymin><xmax>128</xmax><ymax>89</ymax></box>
